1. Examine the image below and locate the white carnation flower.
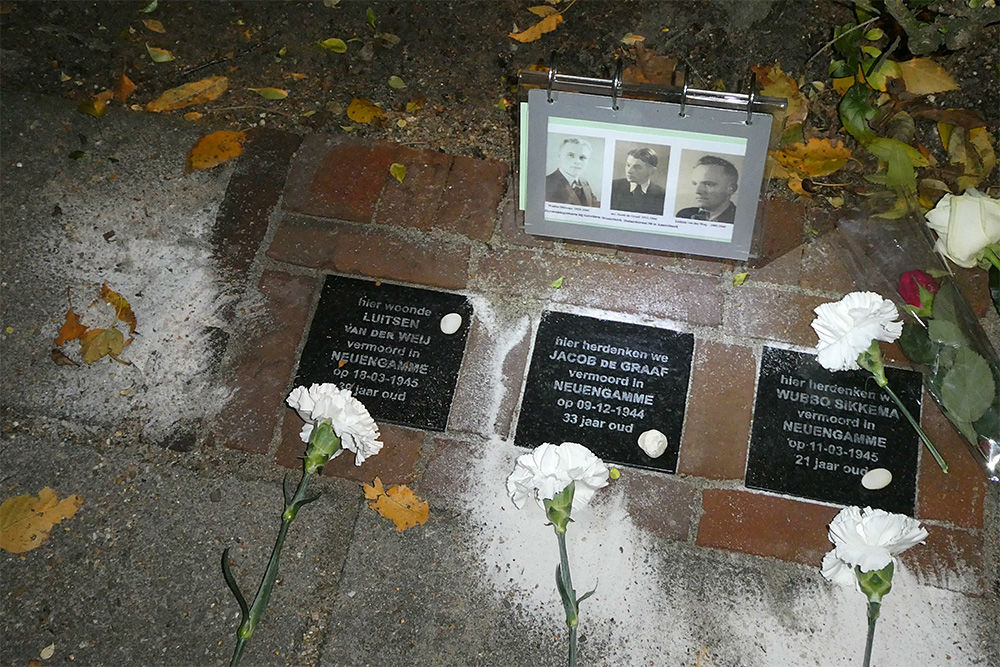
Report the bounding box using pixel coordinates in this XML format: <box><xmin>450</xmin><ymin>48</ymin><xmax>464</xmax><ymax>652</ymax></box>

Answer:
<box><xmin>506</xmin><ymin>442</ymin><xmax>609</xmax><ymax>511</ymax></box>
<box><xmin>821</xmin><ymin>549</ymin><xmax>859</xmax><ymax>589</ymax></box>
<box><xmin>286</xmin><ymin>383</ymin><xmax>382</xmax><ymax>465</ymax></box>
<box><xmin>827</xmin><ymin>506</ymin><xmax>928</xmax><ymax>573</ymax></box>
<box><xmin>811</xmin><ymin>292</ymin><xmax>902</xmax><ymax>372</ymax></box>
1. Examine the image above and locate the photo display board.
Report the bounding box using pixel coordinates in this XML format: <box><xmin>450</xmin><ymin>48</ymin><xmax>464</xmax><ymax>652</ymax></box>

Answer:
<box><xmin>746</xmin><ymin>346</ymin><xmax>922</xmax><ymax>514</ymax></box>
<box><xmin>514</xmin><ymin>311</ymin><xmax>694</xmax><ymax>473</ymax></box>
<box><xmin>523</xmin><ymin>88</ymin><xmax>772</xmax><ymax>261</ymax></box>
<box><xmin>295</xmin><ymin>275</ymin><xmax>473</xmax><ymax>431</ymax></box>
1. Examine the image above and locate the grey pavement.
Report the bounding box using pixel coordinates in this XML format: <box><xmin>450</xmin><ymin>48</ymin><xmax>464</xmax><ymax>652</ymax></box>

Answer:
<box><xmin>2</xmin><ymin>91</ymin><xmax>999</xmax><ymax>667</ymax></box>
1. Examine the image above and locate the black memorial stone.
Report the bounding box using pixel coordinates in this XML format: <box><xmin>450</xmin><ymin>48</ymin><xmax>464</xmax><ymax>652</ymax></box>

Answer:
<box><xmin>514</xmin><ymin>311</ymin><xmax>694</xmax><ymax>473</ymax></box>
<box><xmin>746</xmin><ymin>345</ymin><xmax>922</xmax><ymax>515</ymax></box>
<box><xmin>295</xmin><ymin>275</ymin><xmax>473</xmax><ymax>431</ymax></box>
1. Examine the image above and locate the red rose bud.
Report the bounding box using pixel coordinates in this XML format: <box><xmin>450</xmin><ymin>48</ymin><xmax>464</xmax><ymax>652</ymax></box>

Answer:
<box><xmin>898</xmin><ymin>270</ymin><xmax>939</xmax><ymax>309</ymax></box>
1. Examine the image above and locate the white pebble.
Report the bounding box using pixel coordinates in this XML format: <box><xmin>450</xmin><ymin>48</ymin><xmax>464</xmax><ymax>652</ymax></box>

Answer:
<box><xmin>637</xmin><ymin>429</ymin><xmax>668</xmax><ymax>458</ymax></box>
<box><xmin>861</xmin><ymin>468</ymin><xmax>892</xmax><ymax>490</ymax></box>
<box><xmin>440</xmin><ymin>312</ymin><xmax>462</xmax><ymax>334</ymax></box>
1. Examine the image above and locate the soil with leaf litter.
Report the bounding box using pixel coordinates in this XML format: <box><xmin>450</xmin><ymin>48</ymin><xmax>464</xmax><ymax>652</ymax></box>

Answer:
<box><xmin>1</xmin><ymin>1</ymin><xmax>998</xmax><ymax>208</ymax></box>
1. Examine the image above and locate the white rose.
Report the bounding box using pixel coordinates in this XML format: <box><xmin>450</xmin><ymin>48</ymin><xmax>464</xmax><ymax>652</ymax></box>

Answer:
<box><xmin>925</xmin><ymin>189</ymin><xmax>1000</xmax><ymax>268</ymax></box>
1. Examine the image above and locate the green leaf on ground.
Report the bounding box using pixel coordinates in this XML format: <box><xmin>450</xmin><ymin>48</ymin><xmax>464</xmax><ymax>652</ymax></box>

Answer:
<box><xmin>389</xmin><ymin>162</ymin><xmax>405</xmax><ymax>183</ymax></box>
<box><xmin>388</xmin><ymin>75</ymin><xmax>406</xmax><ymax>89</ymax></box>
<box><xmin>551</xmin><ymin>276</ymin><xmax>564</xmax><ymax>288</ymax></box>
<box><xmin>865</xmin><ymin>137</ymin><xmax>929</xmax><ymax>193</ymax></box>
<box><xmin>319</xmin><ymin>38</ymin><xmax>347</xmax><ymax>52</ymax></box>
<box><xmin>248</xmin><ymin>87</ymin><xmax>288</xmax><ymax>100</ymax></box>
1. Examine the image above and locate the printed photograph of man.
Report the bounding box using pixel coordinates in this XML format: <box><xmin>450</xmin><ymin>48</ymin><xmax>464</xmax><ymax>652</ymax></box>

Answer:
<box><xmin>675</xmin><ymin>154</ymin><xmax>740</xmax><ymax>222</ymax></box>
<box><xmin>609</xmin><ymin>145</ymin><xmax>668</xmax><ymax>215</ymax></box>
<box><xmin>545</xmin><ymin>136</ymin><xmax>601</xmax><ymax>207</ymax></box>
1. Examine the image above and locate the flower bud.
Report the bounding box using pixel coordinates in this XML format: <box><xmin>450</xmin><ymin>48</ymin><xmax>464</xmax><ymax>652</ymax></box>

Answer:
<box><xmin>897</xmin><ymin>270</ymin><xmax>938</xmax><ymax>316</ymax></box>
<box><xmin>856</xmin><ymin>561</ymin><xmax>894</xmax><ymax>605</ymax></box>
<box><xmin>303</xmin><ymin>420</ymin><xmax>341</xmax><ymax>474</ymax></box>
<box><xmin>543</xmin><ymin>482</ymin><xmax>575</xmax><ymax>534</ymax></box>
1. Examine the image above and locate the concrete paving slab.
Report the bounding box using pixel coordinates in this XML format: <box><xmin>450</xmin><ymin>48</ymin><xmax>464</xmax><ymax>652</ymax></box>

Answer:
<box><xmin>0</xmin><ymin>414</ymin><xmax>361</xmax><ymax>667</ymax></box>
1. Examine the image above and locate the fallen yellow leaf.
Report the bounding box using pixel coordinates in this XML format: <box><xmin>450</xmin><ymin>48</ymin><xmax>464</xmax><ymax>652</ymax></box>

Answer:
<box><xmin>186</xmin><ymin>130</ymin><xmax>246</xmax><ymax>172</ymax></box>
<box><xmin>0</xmin><ymin>487</ymin><xmax>83</xmax><ymax>554</ymax></box>
<box><xmin>346</xmin><ymin>97</ymin><xmax>386</xmax><ymax>124</ymax></box>
<box><xmin>100</xmin><ymin>283</ymin><xmax>136</xmax><ymax>333</ymax></box>
<box><xmin>771</xmin><ymin>138</ymin><xmax>852</xmax><ymax>179</ymax></box>
<box><xmin>528</xmin><ymin>5</ymin><xmax>558</xmax><ymax>17</ymax></box>
<box><xmin>363</xmin><ymin>477</ymin><xmax>429</xmax><ymax>532</ymax></box>
<box><xmin>145</xmin><ymin>43</ymin><xmax>174</xmax><ymax>63</ymax></box>
<box><xmin>896</xmin><ymin>57</ymin><xmax>959</xmax><ymax>96</ymax></box>
<box><xmin>79</xmin><ymin>327</ymin><xmax>126</xmax><ymax>364</ymax></box>
<box><xmin>145</xmin><ymin>75</ymin><xmax>228</xmax><ymax>112</ymax></box>
<box><xmin>752</xmin><ymin>62</ymin><xmax>808</xmax><ymax>143</ymax></box>
<box><xmin>508</xmin><ymin>13</ymin><xmax>563</xmax><ymax>43</ymax></box>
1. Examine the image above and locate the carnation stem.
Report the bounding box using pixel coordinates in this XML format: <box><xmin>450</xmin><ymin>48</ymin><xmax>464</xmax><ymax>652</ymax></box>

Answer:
<box><xmin>863</xmin><ymin>600</ymin><xmax>880</xmax><ymax>667</ymax></box>
<box><xmin>984</xmin><ymin>246</ymin><xmax>1000</xmax><ymax>272</ymax></box>
<box><xmin>227</xmin><ymin>470</ymin><xmax>316</xmax><ymax>667</ymax></box>
<box><xmin>555</xmin><ymin>530</ymin><xmax>579</xmax><ymax>667</ymax></box>
<box><xmin>880</xmin><ymin>383</ymin><xmax>949</xmax><ymax>474</ymax></box>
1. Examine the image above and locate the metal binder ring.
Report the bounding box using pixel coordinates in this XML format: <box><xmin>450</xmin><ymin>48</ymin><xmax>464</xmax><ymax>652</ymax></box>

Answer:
<box><xmin>547</xmin><ymin>57</ymin><xmax>558</xmax><ymax>103</ymax></box>
<box><xmin>678</xmin><ymin>66</ymin><xmax>690</xmax><ymax>117</ymax></box>
<box><xmin>745</xmin><ymin>69</ymin><xmax>755</xmax><ymax>125</ymax></box>
<box><xmin>611</xmin><ymin>60</ymin><xmax>623</xmax><ymax>110</ymax></box>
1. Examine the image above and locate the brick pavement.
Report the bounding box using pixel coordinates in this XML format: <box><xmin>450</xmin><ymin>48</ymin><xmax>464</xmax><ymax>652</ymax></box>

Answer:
<box><xmin>209</xmin><ymin>130</ymin><xmax>991</xmax><ymax>594</ymax></box>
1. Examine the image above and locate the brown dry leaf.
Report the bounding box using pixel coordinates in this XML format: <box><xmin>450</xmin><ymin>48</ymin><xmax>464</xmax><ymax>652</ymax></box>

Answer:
<box><xmin>114</xmin><ymin>73</ymin><xmax>136</xmax><ymax>103</ymax></box>
<box><xmin>50</xmin><ymin>348</ymin><xmax>79</xmax><ymax>367</ymax></box>
<box><xmin>896</xmin><ymin>57</ymin><xmax>959</xmax><ymax>96</ymax></box>
<box><xmin>528</xmin><ymin>5</ymin><xmax>558</xmax><ymax>17</ymax></box>
<box><xmin>79</xmin><ymin>327</ymin><xmax>126</xmax><ymax>364</ymax></box>
<box><xmin>942</xmin><ymin>125</ymin><xmax>996</xmax><ymax>192</ymax></box>
<box><xmin>100</xmin><ymin>283</ymin><xmax>136</xmax><ymax>333</ymax></box>
<box><xmin>55</xmin><ymin>309</ymin><xmax>87</xmax><ymax>345</ymax></box>
<box><xmin>78</xmin><ymin>89</ymin><xmax>114</xmax><ymax>118</ymax></box>
<box><xmin>363</xmin><ymin>477</ymin><xmax>429</xmax><ymax>532</ymax></box>
<box><xmin>346</xmin><ymin>97</ymin><xmax>386</xmax><ymax>124</ymax></box>
<box><xmin>752</xmin><ymin>62</ymin><xmax>808</xmax><ymax>143</ymax></box>
<box><xmin>623</xmin><ymin>44</ymin><xmax>677</xmax><ymax>85</ymax></box>
<box><xmin>142</xmin><ymin>18</ymin><xmax>165</xmax><ymax>33</ymax></box>
<box><xmin>508</xmin><ymin>13</ymin><xmax>563</xmax><ymax>43</ymax></box>
<box><xmin>186</xmin><ymin>130</ymin><xmax>246</xmax><ymax>171</ymax></box>
<box><xmin>145</xmin><ymin>75</ymin><xmax>228</xmax><ymax>112</ymax></box>
<box><xmin>183</xmin><ymin>111</ymin><xmax>203</xmax><ymax>121</ymax></box>
<box><xmin>0</xmin><ymin>487</ymin><xmax>83</xmax><ymax>554</ymax></box>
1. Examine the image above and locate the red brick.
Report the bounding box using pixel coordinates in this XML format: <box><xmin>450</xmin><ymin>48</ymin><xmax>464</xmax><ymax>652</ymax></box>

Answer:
<box><xmin>276</xmin><ymin>414</ymin><xmax>424</xmax><ymax>485</ymax></box>
<box><xmin>747</xmin><ymin>245</ymin><xmax>802</xmax><ymax>287</ymax></box>
<box><xmin>697</xmin><ymin>489</ymin><xmax>838</xmax><ymax>565</ymax></box>
<box><xmin>725</xmin><ymin>286</ymin><xmax>827</xmax><ymax>346</ymax></box>
<box><xmin>281</xmin><ymin>136</ymin><xmax>397</xmax><ymax>222</ymax></box>
<box><xmin>602</xmin><ymin>468</ymin><xmax>698</xmax><ymax>542</ymax></box>
<box><xmin>917</xmin><ymin>392</ymin><xmax>987</xmax><ymax>528</ymax></box>
<box><xmin>952</xmin><ymin>266</ymin><xmax>991</xmax><ymax>318</ymax></box>
<box><xmin>375</xmin><ymin>147</ymin><xmax>452</xmax><ymax>231</ymax></box>
<box><xmin>799</xmin><ymin>229</ymin><xmax>858</xmax><ymax>294</ymax></box>
<box><xmin>900</xmin><ymin>525</ymin><xmax>984</xmax><ymax>594</ymax></box>
<box><xmin>214</xmin><ymin>129</ymin><xmax>302</xmax><ymax>279</ymax></box>
<box><xmin>449</xmin><ymin>317</ymin><xmax>531</xmax><ymax>439</ymax></box>
<box><xmin>496</xmin><ymin>181</ymin><xmax>555</xmax><ymax>249</ymax></box>
<box><xmin>748</xmin><ymin>199</ymin><xmax>805</xmax><ymax>270</ymax></box>
<box><xmin>678</xmin><ymin>341</ymin><xmax>756</xmax><ymax>479</ymax></box>
<box><xmin>211</xmin><ymin>271</ymin><xmax>318</xmax><ymax>454</ymax></box>
<box><xmin>436</xmin><ymin>155</ymin><xmax>508</xmax><ymax>241</ymax></box>
<box><xmin>473</xmin><ymin>248</ymin><xmax>723</xmax><ymax>327</ymax></box>
<box><xmin>618</xmin><ymin>246</ymin><xmax>732</xmax><ymax>276</ymax></box>
<box><xmin>267</xmin><ymin>216</ymin><xmax>471</xmax><ymax>290</ymax></box>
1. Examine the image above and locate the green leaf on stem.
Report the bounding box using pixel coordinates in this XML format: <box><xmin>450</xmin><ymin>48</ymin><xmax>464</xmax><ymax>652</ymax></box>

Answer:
<box><xmin>221</xmin><ymin>548</ymin><xmax>250</xmax><ymax>624</ymax></box>
<box><xmin>941</xmin><ymin>347</ymin><xmax>995</xmax><ymax>423</ymax></box>
<box><xmin>899</xmin><ymin>322</ymin><xmax>936</xmax><ymax>365</ymax></box>
<box><xmin>839</xmin><ymin>83</ymin><xmax>878</xmax><ymax>145</ymax></box>
<box><xmin>928</xmin><ymin>319</ymin><xmax>967</xmax><ymax>347</ymax></box>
